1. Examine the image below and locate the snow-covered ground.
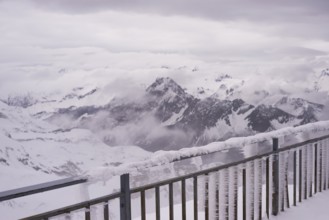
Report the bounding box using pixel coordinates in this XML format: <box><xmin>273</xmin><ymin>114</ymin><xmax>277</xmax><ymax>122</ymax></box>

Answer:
<box><xmin>273</xmin><ymin>190</ymin><xmax>329</xmax><ymax>220</ymax></box>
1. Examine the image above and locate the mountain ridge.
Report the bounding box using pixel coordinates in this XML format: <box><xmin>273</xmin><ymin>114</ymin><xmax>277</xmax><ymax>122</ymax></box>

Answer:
<box><xmin>34</xmin><ymin>76</ymin><xmax>329</xmax><ymax>151</ymax></box>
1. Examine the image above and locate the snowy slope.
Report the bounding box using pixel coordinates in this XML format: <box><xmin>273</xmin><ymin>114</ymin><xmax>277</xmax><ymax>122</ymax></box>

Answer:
<box><xmin>0</xmin><ymin>101</ymin><xmax>152</xmax><ymax>190</ymax></box>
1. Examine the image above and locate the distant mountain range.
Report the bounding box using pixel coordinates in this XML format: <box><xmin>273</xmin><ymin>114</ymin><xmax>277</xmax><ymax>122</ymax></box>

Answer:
<box><xmin>9</xmin><ymin>71</ymin><xmax>324</xmax><ymax>152</ymax></box>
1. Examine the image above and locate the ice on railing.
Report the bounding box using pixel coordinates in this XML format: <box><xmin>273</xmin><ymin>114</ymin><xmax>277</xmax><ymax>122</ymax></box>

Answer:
<box><xmin>325</xmin><ymin>139</ymin><xmax>329</xmax><ymax>190</ymax></box>
<box><xmin>253</xmin><ymin>159</ymin><xmax>259</xmax><ymax>219</ymax></box>
<box><xmin>320</xmin><ymin>141</ymin><xmax>325</xmax><ymax>191</ymax></box>
<box><xmin>279</xmin><ymin>151</ymin><xmax>286</xmax><ymax>210</ymax></box>
<box><xmin>307</xmin><ymin>144</ymin><xmax>313</xmax><ymax>198</ymax></box>
<box><xmin>228</xmin><ymin>166</ymin><xmax>238</xmax><ymax>220</ymax></box>
<box><xmin>245</xmin><ymin>161</ymin><xmax>255</xmax><ymax>220</ymax></box>
<box><xmin>315</xmin><ymin>142</ymin><xmax>320</xmax><ymax>193</ymax></box>
<box><xmin>87</xmin><ymin>121</ymin><xmax>329</xmax><ymax>184</ymax></box>
<box><xmin>222</xmin><ymin>169</ymin><xmax>229</xmax><ymax>220</ymax></box>
<box><xmin>198</xmin><ymin>174</ymin><xmax>206</xmax><ymax>214</ymax></box>
<box><xmin>208</xmin><ymin>172</ymin><xmax>217</xmax><ymax>220</ymax></box>
<box><xmin>296</xmin><ymin>149</ymin><xmax>300</xmax><ymax>202</ymax></box>
<box><xmin>254</xmin><ymin>159</ymin><xmax>263</xmax><ymax>219</ymax></box>
<box><xmin>269</xmin><ymin>156</ymin><xmax>273</xmax><ymax>216</ymax></box>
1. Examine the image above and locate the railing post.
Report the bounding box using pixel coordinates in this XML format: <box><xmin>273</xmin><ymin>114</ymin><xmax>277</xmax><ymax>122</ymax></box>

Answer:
<box><xmin>120</xmin><ymin>174</ymin><xmax>131</xmax><ymax>220</ymax></box>
<box><xmin>272</xmin><ymin>138</ymin><xmax>280</xmax><ymax>216</ymax></box>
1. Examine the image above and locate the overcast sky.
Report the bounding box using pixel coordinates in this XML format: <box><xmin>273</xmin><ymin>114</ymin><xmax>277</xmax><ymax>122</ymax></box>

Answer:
<box><xmin>0</xmin><ymin>0</ymin><xmax>328</xmax><ymax>96</ymax></box>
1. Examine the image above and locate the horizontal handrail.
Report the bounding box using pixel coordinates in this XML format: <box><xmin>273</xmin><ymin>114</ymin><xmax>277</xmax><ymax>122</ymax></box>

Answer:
<box><xmin>0</xmin><ymin>177</ymin><xmax>87</xmax><ymax>202</ymax></box>
<box><xmin>20</xmin><ymin>191</ymin><xmax>123</xmax><ymax>220</ymax></box>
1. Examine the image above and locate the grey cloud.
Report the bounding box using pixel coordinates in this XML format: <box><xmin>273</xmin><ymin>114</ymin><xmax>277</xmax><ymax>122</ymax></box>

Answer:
<box><xmin>28</xmin><ymin>0</ymin><xmax>329</xmax><ymax>21</ymax></box>
<box><xmin>18</xmin><ymin>0</ymin><xmax>328</xmax><ymax>41</ymax></box>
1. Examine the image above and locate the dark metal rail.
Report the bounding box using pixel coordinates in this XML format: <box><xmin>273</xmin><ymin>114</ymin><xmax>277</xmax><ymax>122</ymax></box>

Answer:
<box><xmin>0</xmin><ymin>177</ymin><xmax>87</xmax><ymax>202</ymax></box>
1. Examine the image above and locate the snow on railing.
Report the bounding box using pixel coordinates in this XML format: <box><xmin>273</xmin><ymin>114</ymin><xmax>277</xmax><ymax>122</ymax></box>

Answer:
<box><xmin>18</xmin><ymin>130</ymin><xmax>329</xmax><ymax>220</ymax></box>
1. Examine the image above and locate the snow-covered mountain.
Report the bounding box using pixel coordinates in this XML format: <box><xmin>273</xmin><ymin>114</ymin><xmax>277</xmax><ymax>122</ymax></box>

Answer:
<box><xmin>0</xmin><ymin>100</ymin><xmax>152</xmax><ymax>191</ymax></box>
<box><xmin>30</xmin><ymin>71</ymin><xmax>329</xmax><ymax>152</ymax></box>
<box><xmin>1</xmin><ymin>68</ymin><xmax>329</xmax><ymax>219</ymax></box>
<box><xmin>1</xmin><ymin>68</ymin><xmax>329</xmax><ymax>180</ymax></box>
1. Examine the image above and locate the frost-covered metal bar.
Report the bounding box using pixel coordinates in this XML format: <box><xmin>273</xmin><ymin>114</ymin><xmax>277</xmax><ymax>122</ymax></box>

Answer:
<box><xmin>322</xmin><ymin>140</ymin><xmax>328</xmax><ymax>190</ymax></box>
<box><xmin>272</xmin><ymin>138</ymin><xmax>279</xmax><ymax>216</ymax></box>
<box><xmin>205</xmin><ymin>173</ymin><xmax>209</xmax><ymax>220</ymax></box>
<box><xmin>245</xmin><ymin>161</ymin><xmax>255</xmax><ymax>220</ymax></box>
<box><xmin>228</xmin><ymin>166</ymin><xmax>238</xmax><ymax>220</ymax></box>
<box><xmin>208</xmin><ymin>172</ymin><xmax>216</xmax><ymax>220</ymax></box>
<box><xmin>279</xmin><ymin>152</ymin><xmax>285</xmax><ymax>211</ymax></box>
<box><xmin>266</xmin><ymin>157</ymin><xmax>270</xmax><ymax>218</ymax></box>
<box><xmin>303</xmin><ymin>146</ymin><xmax>308</xmax><ymax>200</ymax></box>
<box><xmin>242</xmin><ymin>168</ymin><xmax>246</xmax><ymax>220</ymax></box>
<box><xmin>299</xmin><ymin>148</ymin><xmax>303</xmax><ymax>203</ymax></box>
<box><xmin>315</xmin><ymin>143</ymin><xmax>318</xmax><ymax>194</ymax></box>
<box><xmin>224</xmin><ymin>169</ymin><xmax>230</xmax><ymax>220</ymax></box>
<box><xmin>308</xmin><ymin>144</ymin><xmax>313</xmax><ymax>198</ymax></box>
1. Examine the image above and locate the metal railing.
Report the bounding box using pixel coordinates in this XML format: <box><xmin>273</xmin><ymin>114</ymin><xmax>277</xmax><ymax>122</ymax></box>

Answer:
<box><xmin>9</xmin><ymin>133</ymin><xmax>329</xmax><ymax>219</ymax></box>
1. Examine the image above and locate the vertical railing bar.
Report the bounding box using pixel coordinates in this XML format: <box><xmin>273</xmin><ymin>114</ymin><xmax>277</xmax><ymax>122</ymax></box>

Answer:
<box><xmin>299</xmin><ymin>148</ymin><xmax>303</xmax><ymax>202</ymax></box>
<box><xmin>224</xmin><ymin>169</ymin><xmax>230</xmax><ymax>220</ymax></box>
<box><xmin>250</xmin><ymin>162</ymin><xmax>255</xmax><ymax>220</ymax></box>
<box><xmin>193</xmin><ymin>177</ymin><xmax>198</xmax><ymax>220</ymax></box>
<box><xmin>293</xmin><ymin>150</ymin><xmax>297</xmax><ymax>206</ymax></box>
<box><xmin>320</xmin><ymin>142</ymin><xmax>323</xmax><ymax>192</ymax></box>
<box><xmin>309</xmin><ymin>144</ymin><xmax>313</xmax><ymax>198</ymax></box>
<box><xmin>141</xmin><ymin>190</ymin><xmax>146</xmax><ymax>220</ymax></box>
<box><xmin>279</xmin><ymin>152</ymin><xmax>287</xmax><ymax>212</ymax></box>
<box><xmin>182</xmin><ymin>179</ymin><xmax>186</xmax><ymax>220</ymax></box>
<box><xmin>85</xmin><ymin>204</ymin><xmax>91</xmax><ymax>220</ymax></box>
<box><xmin>323</xmin><ymin>140</ymin><xmax>326</xmax><ymax>191</ymax></box>
<box><xmin>216</xmin><ymin>172</ymin><xmax>220</xmax><ymax>220</ymax></box>
<box><xmin>284</xmin><ymin>152</ymin><xmax>290</xmax><ymax>209</ymax></box>
<box><xmin>104</xmin><ymin>202</ymin><xmax>109</xmax><ymax>220</ymax></box>
<box><xmin>304</xmin><ymin>146</ymin><xmax>308</xmax><ymax>200</ymax></box>
<box><xmin>169</xmin><ymin>183</ymin><xmax>174</xmax><ymax>220</ymax></box>
<box><xmin>323</xmin><ymin>140</ymin><xmax>327</xmax><ymax>191</ymax></box>
<box><xmin>205</xmin><ymin>173</ymin><xmax>209</xmax><ymax>220</ymax></box>
<box><xmin>315</xmin><ymin>143</ymin><xmax>318</xmax><ymax>194</ymax></box>
<box><xmin>155</xmin><ymin>186</ymin><xmax>160</xmax><ymax>220</ymax></box>
<box><xmin>324</xmin><ymin>139</ymin><xmax>329</xmax><ymax>189</ymax></box>
<box><xmin>258</xmin><ymin>160</ymin><xmax>263</xmax><ymax>220</ymax></box>
<box><xmin>266</xmin><ymin>157</ymin><xmax>270</xmax><ymax>218</ymax></box>
<box><xmin>272</xmin><ymin>138</ymin><xmax>279</xmax><ymax>216</ymax></box>
<box><xmin>242</xmin><ymin>168</ymin><xmax>247</xmax><ymax>220</ymax></box>
<box><xmin>234</xmin><ymin>167</ymin><xmax>238</xmax><ymax>220</ymax></box>
<box><xmin>324</xmin><ymin>138</ymin><xmax>329</xmax><ymax>189</ymax></box>
<box><xmin>120</xmin><ymin>174</ymin><xmax>131</xmax><ymax>220</ymax></box>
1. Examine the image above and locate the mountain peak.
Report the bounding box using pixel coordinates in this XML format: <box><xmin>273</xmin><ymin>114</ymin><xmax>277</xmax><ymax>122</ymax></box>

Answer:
<box><xmin>146</xmin><ymin>77</ymin><xmax>186</xmax><ymax>97</ymax></box>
